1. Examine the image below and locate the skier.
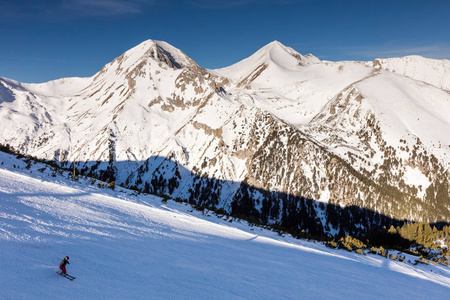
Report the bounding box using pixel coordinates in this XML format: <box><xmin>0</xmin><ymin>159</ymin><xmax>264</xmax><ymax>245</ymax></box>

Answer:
<box><xmin>59</xmin><ymin>256</ymin><xmax>70</xmax><ymax>275</ymax></box>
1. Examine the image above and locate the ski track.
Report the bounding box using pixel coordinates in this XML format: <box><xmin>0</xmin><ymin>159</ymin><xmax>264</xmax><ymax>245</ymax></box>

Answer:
<box><xmin>1</xmin><ymin>154</ymin><xmax>450</xmax><ymax>299</ymax></box>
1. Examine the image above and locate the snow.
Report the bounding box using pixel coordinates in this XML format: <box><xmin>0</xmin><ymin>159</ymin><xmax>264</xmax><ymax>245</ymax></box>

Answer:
<box><xmin>374</xmin><ymin>55</ymin><xmax>450</xmax><ymax>91</ymax></box>
<box><xmin>356</xmin><ymin>70</ymin><xmax>450</xmax><ymax>162</ymax></box>
<box><xmin>212</xmin><ymin>41</ymin><xmax>305</xmax><ymax>80</ymax></box>
<box><xmin>403</xmin><ymin>166</ymin><xmax>431</xmax><ymax>198</ymax></box>
<box><xmin>213</xmin><ymin>46</ymin><xmax>376</xmax><ymax>125</ymax></box>
<box><xmin>1</xmin><ymin>152</ymin><xmax>450</xmax><ymax>299</ymax></box>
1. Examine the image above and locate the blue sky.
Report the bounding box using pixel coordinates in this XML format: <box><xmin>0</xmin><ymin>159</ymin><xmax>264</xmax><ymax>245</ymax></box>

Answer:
<box><xmin>1</xmin><ymin>0</ymin><xmax>449</xmax><ymax>83</ymax></box>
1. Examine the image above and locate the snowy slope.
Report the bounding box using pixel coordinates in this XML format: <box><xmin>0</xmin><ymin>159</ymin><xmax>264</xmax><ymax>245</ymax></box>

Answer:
<box><xmin>212</xmin><ymin>41</ymin><xmax>373</xmax><ymax>125</ymax></box>
<box><xmin>1</xmin><ymin>152</ymin><xmax>450</xmax><ymax>299</ymax></box>
<box><xmin>0</xmin><ymin>39</ymin><xmax>449</xmax><ymax>235</ymax></box>
<box><xmin>373</xmin><ymin>55</ymin><xmax>450</xmax><ymax>91</ymax></box>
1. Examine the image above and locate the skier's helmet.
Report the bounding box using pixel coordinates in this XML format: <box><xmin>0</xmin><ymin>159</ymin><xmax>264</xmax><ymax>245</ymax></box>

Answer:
<box><xmin>65</xmin><ymin>256</ymin><xmax>69</xmax><ymax>260</ymax></box>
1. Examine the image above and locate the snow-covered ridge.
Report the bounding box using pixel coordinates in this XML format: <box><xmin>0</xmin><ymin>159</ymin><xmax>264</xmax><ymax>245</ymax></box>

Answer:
<box><xmin>373</xmin><ymin>55</ymin><xmax>450</xmax><ymax>91</ymax></box>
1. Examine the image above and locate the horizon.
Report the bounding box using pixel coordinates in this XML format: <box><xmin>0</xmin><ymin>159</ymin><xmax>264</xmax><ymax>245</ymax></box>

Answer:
<box><xmin>1</xmin><ymin>0</ymin><xmax>449</xmax><ymax>83</ymax></box>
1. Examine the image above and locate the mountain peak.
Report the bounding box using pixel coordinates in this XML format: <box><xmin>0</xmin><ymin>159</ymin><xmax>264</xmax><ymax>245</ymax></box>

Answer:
<box><xmin>255</xmin><ymin>41</ymin><xmax>319</xmax><ymax>66</ymax></box>
<box><xmin>212</xmin><ymin>41</ymin><xmax>320</xmax><ymax>82</ymax></box>
<box><xmin>90</xmin><ymin>39</ymin><xmax>198</xmax><ymax>85</ymax></box>
<box><xmin>254</xmin><ymin>41</ymin><xmax>302</xmax><ymax>66</ymax></box>
<box><xmin>123</xmin><ymin>39</ymin><xmax>196</xmax><ymax>69</ymax></box>
<box><xmin>264</xmin><ymin>40</ymin><xmax>287</xmax><ymax>49</ymax></box>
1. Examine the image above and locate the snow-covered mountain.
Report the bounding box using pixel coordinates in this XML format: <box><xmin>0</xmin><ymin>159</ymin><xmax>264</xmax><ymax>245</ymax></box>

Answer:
<box><xmin>0</xmin><ymin>39</ymin><xmax>449</xmax><ymax>236</ymax></box>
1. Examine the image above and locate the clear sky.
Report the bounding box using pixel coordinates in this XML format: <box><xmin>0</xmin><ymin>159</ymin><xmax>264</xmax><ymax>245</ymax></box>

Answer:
<box><xmin>1</xmin><ymin>0</ymin><xmax>449</xmax><ymax>83</ymax></box>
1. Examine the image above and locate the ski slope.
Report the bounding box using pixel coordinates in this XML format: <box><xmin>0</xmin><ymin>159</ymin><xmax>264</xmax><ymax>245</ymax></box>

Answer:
<box><xmin>1</xmin><ymin>152</ymin><xmax>449</xmax><ymax>299</ymax></box>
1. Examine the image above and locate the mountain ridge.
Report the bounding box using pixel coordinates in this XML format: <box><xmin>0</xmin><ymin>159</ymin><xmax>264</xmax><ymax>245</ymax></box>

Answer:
<box><xmin>0</xmin><ymin>39</ymin><xmax>449</xmax><ymax>236</ymax></box>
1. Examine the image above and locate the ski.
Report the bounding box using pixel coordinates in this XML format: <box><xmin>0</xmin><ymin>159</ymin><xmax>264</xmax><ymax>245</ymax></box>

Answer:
<box><xmin>57</xmin><ymin>272</ymin><xmax>76</xmax><ymax>281</ymax></box>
